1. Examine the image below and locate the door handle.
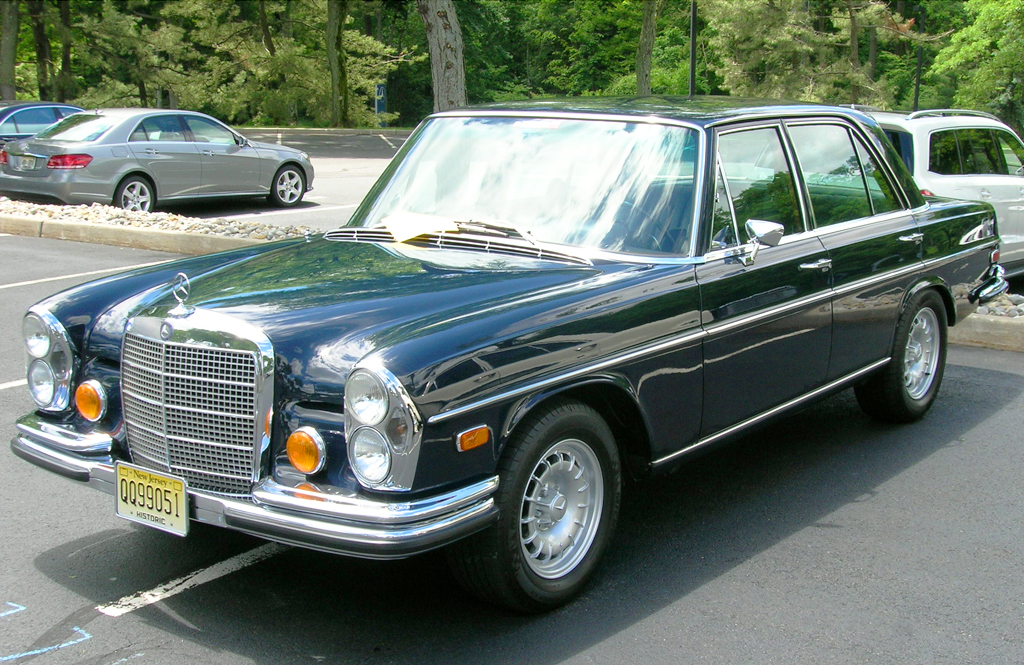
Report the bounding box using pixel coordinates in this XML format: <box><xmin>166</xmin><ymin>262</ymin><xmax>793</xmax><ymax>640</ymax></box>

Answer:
<box><xmin>899</xmin><ymin>233</ymin><xmax>924</xmax><ymax>243</ymax></box>
<box><xmin>798</xmin><ymin>258</ymin><xmax>832</xmax><ymax>272</ymax></box>
<box><xmin>980</xmin><ymin>189</ymin><xmax>992</xmax><ymax>199</ymax></box>
<box><xmin>201</xmin><ymin>150</ymin><xmax>214</xmax><ymax>156</ymax></box>
<box><xmin>144</xmin><ymin>148</ymin><xmax>158</xmax><ymax>155</ymax></box>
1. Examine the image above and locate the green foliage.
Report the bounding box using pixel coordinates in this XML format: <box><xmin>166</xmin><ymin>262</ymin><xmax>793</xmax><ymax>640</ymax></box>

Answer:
<box><xmin>933</xmin><ymin>0</ymin><xmax>1024</xmax><ymax>131</ymax></box>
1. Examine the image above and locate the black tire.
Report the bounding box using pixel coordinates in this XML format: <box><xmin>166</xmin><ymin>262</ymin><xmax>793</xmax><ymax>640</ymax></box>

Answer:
<box><xmin>269</xmin><ymin>165</ymin><xmax>305</xmax><ymax>207</ymax></box>
<box><xmin>855</xmin><ymin>289</ymin><xmax>947</xmax><ymax>423</ymax></box>
<box><xmin>114</xmin><ymin>175</ymin><xmax>155</xmax><ymax>212</ymax></box>
<box><xmin>446</xmin><ymin>399</ymin><xmax>621</xmax><ymax>613</ymax></box>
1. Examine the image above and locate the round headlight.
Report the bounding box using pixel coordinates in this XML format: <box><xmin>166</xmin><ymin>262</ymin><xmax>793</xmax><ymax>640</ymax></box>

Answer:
<box><xmin>345</xmin><ymin>371</ymin><xmax>389</xmax><ymax>426</ymax></box>
<box><xmin>23</xmin><ymin>314</ymin><xmax>51</xmax><ymax>358</ymax></box>
<box><xmin>349</xmin><ymin>427</ymin><xmax>391</xmax><ymax>485</ymax></box>
<box><xmin>28</xmin><ymin>359</ymin><xmax>55</xmax><ymax>406</ymax></box>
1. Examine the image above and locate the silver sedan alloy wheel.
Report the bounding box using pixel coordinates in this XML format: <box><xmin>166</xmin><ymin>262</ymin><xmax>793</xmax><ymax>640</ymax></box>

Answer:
<box><xmin>120</xmin><ymin>181</ymin><xmax>152</xmax><ymax>212</ymax></box>
<box><xmin>519</xmin><ymin>437</ymin><xmax>604</xmax><ymax>579</ymax></box>
<box><xmin>275</xmin><ymin>169</ymin><xmax>303</xmax><ymax>204</ymax></box>
<box><xmin>903</xmin><ymin>306</ymin><xmax>940</xmax><ymax>400</ymax></box>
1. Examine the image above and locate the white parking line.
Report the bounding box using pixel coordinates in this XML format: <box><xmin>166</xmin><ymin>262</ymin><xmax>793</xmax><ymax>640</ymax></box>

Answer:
<box><xmin>0</xmin><ymin>260</ymin><xmax>170</xmax><ymax>291</ymax></box>
<box><xmin>224</xmin><ymin>203</ymin><xmax>357</xmax><ymax>220</ymax></box>
<box><xmin>378</xmin><ymin>134</ymin><xmax>397</xmax><ymax>149</ymax></box>
<box><xmin>0</xmin><ymin>379</ymin><xmax>27</xmax><ymax>391</ymax></box>
<box><xmin>96</xmin><ymin>543</ymin><xmax>288</xmax><ymax>617</ymax></box>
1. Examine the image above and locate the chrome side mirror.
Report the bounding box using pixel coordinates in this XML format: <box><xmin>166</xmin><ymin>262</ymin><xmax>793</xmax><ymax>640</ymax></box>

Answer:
<box><xmin>744</xmin><ymin>219</ymin><xmax>785</xmax><ymax>264</ymax></box>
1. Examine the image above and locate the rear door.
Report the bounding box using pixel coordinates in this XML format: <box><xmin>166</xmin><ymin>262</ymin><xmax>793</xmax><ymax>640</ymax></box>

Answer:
<box><xmin>786</xmin><ymin>120</ymin><xmax>921</xmax><ymax>379</ymax></box>
<box><xmin>695</xmin><ymin>123</ymin><xmax>833</xmax><ymax>437</ymax></box>
<box><xmin>990</xmin><ymin>129</ymin><xmax>1024</xmax><ymax>268</ymax></box>
<box><xmin>127</xmin><ymin>114</ymin><xmax>203</xmax><ymax>199</ymax></box>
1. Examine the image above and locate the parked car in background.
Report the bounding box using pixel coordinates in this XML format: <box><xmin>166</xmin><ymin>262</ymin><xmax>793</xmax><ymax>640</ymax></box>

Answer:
<box><xmin>11</xmin><ymin>98</ymin><xmax>1007</xmax><ymax>613</ymax></box>
<box><xmin>0</xmin><ymin>108</ymin><xmax>314</xmax><ymax>211</ymax></box>
<box><xmin>0</xmin><ymin>101</ymin><xmax>82</xmax><ymax>147</ymax></box>
<box><xmin>870</xmin><ymin>109</ymin><xmax>1024</xmax><ymax>276</ymax></box>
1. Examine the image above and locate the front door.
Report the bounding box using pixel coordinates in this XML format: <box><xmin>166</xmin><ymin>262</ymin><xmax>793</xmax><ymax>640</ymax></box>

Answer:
<box><xmin>180</xmin><ymin>115</ymin><xmax>262</xmax><ymax>195</ymax></box>
<box><xmin>696</xmin><ymin>124</ymin><xmax>833</xmax><ymax>437</ymax></box>
<box><xmin>127</xmin><ymin>114</ymin><xmax>202</xmax><ymax>199</ymax></box>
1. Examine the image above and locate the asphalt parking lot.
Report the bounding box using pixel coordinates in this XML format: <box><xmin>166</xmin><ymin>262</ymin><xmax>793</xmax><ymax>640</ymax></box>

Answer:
<box><xmin>2</xmin><ymin>234</ymin><xmax>1024</xmax><ymax>664</ymax></box>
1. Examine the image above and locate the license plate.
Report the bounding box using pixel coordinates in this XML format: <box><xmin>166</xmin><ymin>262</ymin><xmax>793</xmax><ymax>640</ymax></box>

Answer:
<box><xmin>10</xmin><ymin>155</ymin><xmax>35</xmax><ymax>171</ymax></box>
<box><xmin>115</xmin><ymin>463</ymin><xmax>189</xmax><ymax>536</ymax></box>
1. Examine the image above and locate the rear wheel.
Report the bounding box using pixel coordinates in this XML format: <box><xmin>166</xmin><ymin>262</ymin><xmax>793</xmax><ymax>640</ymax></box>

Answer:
<box><xmin>856</xmin><ymin>289</ymin><xmax>947</xmax><ymax>423</ymax></box>
<box><xmin>269</xmin><ymin>165</ymin><xmax>305</xmax><ymax>207</ymax></box>
<box><xmin>114</xmin><ymin>175</ymin><xmax>155</xmax><ymax>212</ymax></box>
<box><xmin>447</xmin><ymin>400</ymin><xmax>621</xmax><ymax>613</ymax></box>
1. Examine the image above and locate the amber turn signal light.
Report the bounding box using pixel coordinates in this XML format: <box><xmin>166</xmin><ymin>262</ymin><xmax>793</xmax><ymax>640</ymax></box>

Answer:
<box><xmin>75</xmin><ymin>380</ymin><xmax>107</xmax><ymax>422</ymax></box>
<box><xmin>286</xmin><ymin>427</ymin><xmax>326</xmax><ymax>475</ymax></box>
<box><xmin>456</xmin><ymin>426</ymin><xmax>490</xmax><ymax>452</ymax></box>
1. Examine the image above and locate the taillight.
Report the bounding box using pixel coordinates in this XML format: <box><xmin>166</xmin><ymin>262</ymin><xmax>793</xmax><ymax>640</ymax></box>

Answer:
<box><xmin>920</xmin><ymin>189</ymin><xmax>934</xmax><ymax>197</ymax></box>
<box><xmin>991</xmin><ymin>248</ymin><xmax>1000</xmax><ymax>265</ymax></box>
<box><xmin>0</xmin><ymin>150</ymin><xmax>7</xmax><ymax>165</ymax></box>
<box><xmin>46</xmin><ymin>154</ymin><xmax>92</xmax><ymax>169</ymax></box>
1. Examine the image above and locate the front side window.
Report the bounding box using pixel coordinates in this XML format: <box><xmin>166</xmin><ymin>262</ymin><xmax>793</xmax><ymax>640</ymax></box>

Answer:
<box><xmin>929</xmin><ymin>130</ymin><xmax>961</xmax><ymax>175</ymax></box>
<box><xmin>354</xmin><ymin>117</ymin><xmax>700</xmax><ymax>255</ymax></box>
<box><xmin>996</xmin><ymin>130</ymin><xmax>1024</xmax><ymax>175</ymax></box>
<box><xmin>716</xmin><ymin>126</ymin><xmax>802</xmax><ymax>237</ymax></box>
<box><xmin>183</xmin><ymin>116</ymin><xmax>236</xmax><ymax>145</ymax></box>
<box><xmin>788</xmin><ymin>124</ymin><xmax>872</xmax><ymax>227</ymax></box>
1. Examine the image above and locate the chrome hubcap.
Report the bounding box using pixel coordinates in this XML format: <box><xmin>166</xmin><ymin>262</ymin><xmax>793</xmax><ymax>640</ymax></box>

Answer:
<box><xmin>904</xmin><ymin>307</ymin><xmax>940</xmax><ymax>400</ymax></box>
<box><xmin>276</xmin><ymin>170</ymin><xmax>301</xmax><ymax>203</ymax></box>
<box><xmin>519</xmin><ymin>438</ymin><xmax>603</xmax><ymax>579</ymax></box>
<box><xmin>122</xmin><ymin>182</ymin><xmax>151</xmax><ymax>212</ymax></box>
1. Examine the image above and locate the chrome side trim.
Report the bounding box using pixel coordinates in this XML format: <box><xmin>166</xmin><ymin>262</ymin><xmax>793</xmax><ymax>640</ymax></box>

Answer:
<box><xmin>427</xmin><ymin>327</ymin><xmax>708</xmax><ymax>424</ymax></box>
<box><xmin>252</xmin><ymin>476</ymin><xmax>499</xmax><ymax>525</ymax></box>
<box><xmin>701</xmin><ymin>290</ymin><xmax>833</xmax><ymax>337</ymax></box>
<box><xmin>832</xmin><ymin>262</ymin><xmax>923</xmax><ymax>298</ymax></box>
<box><xmin>923</xmin><ymin>242</ymin><xmax>997</xmax><ymax>269</ymax></box>
<box><xmin>651</xmin><ymin>358</ymin><xmax>890</xmax><ymax>467</ymax></box>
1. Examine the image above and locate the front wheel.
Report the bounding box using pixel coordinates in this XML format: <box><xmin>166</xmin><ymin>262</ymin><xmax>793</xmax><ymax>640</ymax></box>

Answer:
<box><xmin>447</xmin><ymin>400</ymin><xmax>621</xmax><ymax>613</ymax></box>
<box><xmin>114</xmin><ymin>175</ymin><xmax>155</xmax><ymax>212</ymax></box>
<box><xmin>855</xmin><ymin>289</ymin><xmax>947</xmax><ymax>423</ymax></box>
<box><xmin>269</xmin><ymin>165</ymin><xmax>305</xmax><ymax>207</ymax></box>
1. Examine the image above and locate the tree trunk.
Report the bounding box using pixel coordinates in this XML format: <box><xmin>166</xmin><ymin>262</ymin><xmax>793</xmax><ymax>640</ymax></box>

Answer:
<box><xmin>26</xmin><ymin>0</ymin><xmax>51</xmax><ymax>101</ymax></box>
<box><xmin>258</xmin><ymin>0</ymin><xmax>276</xmax><ymax>56</ymax></box>
<box><xmin>55</xmin><ymin>0</ymin><xmax>75</xmax><ymax>102</ymax></box>
<box><xmin>326</xmin><ymin>0</ymin><xmax>350</xmax><ymax>127</ymax></box>
<box><xmin>0</xmin><ymin>0</ymin><xmax>18</xmax><ymax>101</ymax></box>
<box><xmin>868</xmin><ymin>26</ymin><xmax>876</xmax><ymax>80</ymax></box>
<box><xmin>416</xmin><ymin>0</ymin><xmax>466</xmax><ymax>113</ymax></box>
<box><xmin>848</xmin><ymin>0</ymin><xmax>859</xmax><ymax>103</ymax></box>
<box><xmin>636</xmin><ymin>0</ymin><xmax>661</xmax><ymax>96</ymax></box>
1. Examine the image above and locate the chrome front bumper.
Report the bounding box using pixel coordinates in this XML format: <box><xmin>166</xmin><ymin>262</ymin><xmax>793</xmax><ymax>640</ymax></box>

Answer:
<box><xmin>11</xmin><ymin>413</ymin><xmax>499</xmax><ymax>559</ymax></box>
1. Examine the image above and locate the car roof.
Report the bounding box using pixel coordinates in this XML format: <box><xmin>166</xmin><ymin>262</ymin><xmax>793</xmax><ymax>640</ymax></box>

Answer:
<box><xmin>0</xmin><ymin>101</ymin><xmax>82</xmax><ymax>117</ymax></box>
<box><xmin>435</xmin><ymin>95</ymin><xmax>879</xmax><ymax>128</ymax></box>
<box><xmin>869</xmin><ymin>109</ymin><xmax>1012</xmax><ymax>133</ymax></box>
<box><xmin>71</xmin><ymin>108</ymin><xmax>216</xmax><ymax>122</ymax></box>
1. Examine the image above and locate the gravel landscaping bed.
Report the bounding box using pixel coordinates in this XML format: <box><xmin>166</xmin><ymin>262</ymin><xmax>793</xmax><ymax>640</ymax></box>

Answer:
<box><xmin>0</xmin><ymin>196</ymin><xmax>316</xmax><ymax>241</ymax></box>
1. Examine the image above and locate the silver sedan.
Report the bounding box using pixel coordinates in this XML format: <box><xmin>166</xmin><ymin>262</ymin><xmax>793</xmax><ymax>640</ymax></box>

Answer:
<box><xmin>0</xmin><ymin>108</ymin><xmax>314</xmax><ymax>211</ymax></box>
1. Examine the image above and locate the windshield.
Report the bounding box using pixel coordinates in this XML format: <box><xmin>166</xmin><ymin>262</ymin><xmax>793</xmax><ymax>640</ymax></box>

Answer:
<box><xmin>352</xmin><ymin>116</ymin><xmax>700</xmax><ymax>255</ymax></box>
<box><xmin>35</xmin><ymin>114</ymin><xmax>117</xmax><ymax>142</ymax></box>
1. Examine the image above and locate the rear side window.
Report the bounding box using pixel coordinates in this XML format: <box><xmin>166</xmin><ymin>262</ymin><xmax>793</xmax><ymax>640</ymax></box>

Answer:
<box><xmin>130</xmin><ymin>115</ymin><xmax>187</xmax><ymax>142</ymax></box>
<box><xmin>929</xmin><ymin>131</ymin><xmax>961</xmax><ymax>175</ymax></box>
<box><xmin>959</xmin><ymin>129</ymin><xmax>1002</xmax><ymax>175</ymax></box>
<box><xmin>788</xmin><ymin>124</ymin><xmax>872</xmax><ymax>227</ymax></box>
<box><xmin>11</xmin><ymin>107</ymin><xmax>58</xmax><ymax>134</ymax></box>
<box><xmin>884</xmin><ymin>128</ymin><xmax>914</xmax><ymax>172</ymax></box>
<box><xmin>716</xmin><ymin>126</ymin><xmax>803</xmax><ymax>238</ymax></box>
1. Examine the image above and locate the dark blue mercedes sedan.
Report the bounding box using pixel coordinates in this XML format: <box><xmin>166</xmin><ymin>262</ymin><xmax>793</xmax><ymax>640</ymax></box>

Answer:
<box><xmin>10</xmin><ymin>97</ymin><xmax>1008</xmax><ymax>612</ymax></box>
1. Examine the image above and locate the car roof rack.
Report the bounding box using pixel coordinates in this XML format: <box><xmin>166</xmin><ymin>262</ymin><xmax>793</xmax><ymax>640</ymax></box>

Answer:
<box><xmin>906</xmin><ymin>109</ymin><xmax>1000</xmax><ymax>121</ymax></box>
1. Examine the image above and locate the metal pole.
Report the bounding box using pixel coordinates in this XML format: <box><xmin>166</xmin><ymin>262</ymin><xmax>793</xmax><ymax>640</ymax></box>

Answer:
<box><xmin>689</xmin><ymin>1</ymin><xmax>697</xmax><ymax>97</ymax></box>
<box><xmin>912</xmin><ymin>5</ymin><xmax>925</xmax><ymax>112</ymax></box>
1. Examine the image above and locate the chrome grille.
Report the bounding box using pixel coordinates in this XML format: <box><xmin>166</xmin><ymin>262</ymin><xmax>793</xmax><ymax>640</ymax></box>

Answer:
<box><xmin>121</xmin><ymin>331</ymin><xmax>261</xmax><ymax>495</ymax></box>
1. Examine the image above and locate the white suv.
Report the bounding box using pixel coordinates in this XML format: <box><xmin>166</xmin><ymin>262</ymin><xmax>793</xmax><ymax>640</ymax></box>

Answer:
<box><xmin>870</xmin><ymin>109</ymin><xmax>1024</xmax><ymax>276</ymax></box>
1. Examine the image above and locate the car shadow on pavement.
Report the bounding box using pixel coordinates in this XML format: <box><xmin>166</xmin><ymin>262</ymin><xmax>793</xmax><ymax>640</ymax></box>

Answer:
<box><xmin>32</xmin><ymin>361</ymin><xmax>1024</xmax><ymax>665</ymax></box>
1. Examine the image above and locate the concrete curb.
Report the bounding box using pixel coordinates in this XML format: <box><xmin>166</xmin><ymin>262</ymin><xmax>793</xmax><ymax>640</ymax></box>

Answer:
<box><xmin>0</xmin><ymin>214</ymin><xmax>262</xmax><ymax>255</ymax></box>
<box><xmin>948</xmin><ymin>313</ymin><xmax>1024</xmax><ymax>353</ymax></box>
<box><xmin>3</xmin><ymin>211</ymin><xmax>1022</xmax><ymax>352</ymax></box>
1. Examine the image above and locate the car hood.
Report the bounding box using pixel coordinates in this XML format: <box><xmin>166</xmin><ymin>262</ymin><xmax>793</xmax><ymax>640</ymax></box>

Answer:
<box><xmin>127</xmin><ymin>238</ymin><xmax>628</xmax><ymax>404</ymax></box>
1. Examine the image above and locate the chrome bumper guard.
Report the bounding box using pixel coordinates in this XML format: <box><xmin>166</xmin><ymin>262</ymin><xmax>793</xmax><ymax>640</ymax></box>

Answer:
<box><xmin>971</xmin><ymin>264</ymin><xmax>1009</xmax><ymax>304</ymax></box>
<box><xmin>11</xmin><ymin>414</ymin><xmax>499</xmax><ymax>559</ymax></box>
